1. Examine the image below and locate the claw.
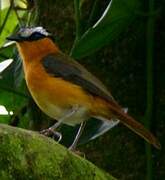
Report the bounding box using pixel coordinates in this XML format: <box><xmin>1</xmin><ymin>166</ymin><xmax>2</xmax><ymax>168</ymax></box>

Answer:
<box><xmin>53</xmin><ymin>131</ymin><xmax>62</xmax><ymax>142</ymax></box>
<box><xmin>40</xmin><ymin>128</ymin><xmax>62</xmax><ymax>142</ymax></box>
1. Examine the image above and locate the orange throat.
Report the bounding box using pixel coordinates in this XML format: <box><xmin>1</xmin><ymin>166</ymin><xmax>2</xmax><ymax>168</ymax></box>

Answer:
<box><xmin>16</xmin><ymin>37</ymin><xmax>60</xmax><ymax>65</ymax></box>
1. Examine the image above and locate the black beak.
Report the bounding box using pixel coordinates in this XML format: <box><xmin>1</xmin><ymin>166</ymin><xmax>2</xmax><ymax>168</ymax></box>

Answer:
<box><xmin>6</xmin><ymin>34</ymin><xmax>22</xmax><ymax>42</ymax></box>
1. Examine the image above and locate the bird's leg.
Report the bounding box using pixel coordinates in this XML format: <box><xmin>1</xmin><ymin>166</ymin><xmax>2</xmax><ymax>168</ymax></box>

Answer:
<box><xmin>40</xmin><ymin>121</ymin><xmax>63</xmax><ymax>142</ymax></box>
<box><xmin>40</xmin><ymin>106</ymin><xmax>79</xmax><ymax>142</ymax></box>
<box><xmin>69</xmin><ymin>122</ymin><xmax>86</xmax><ymax>151</ymax></box>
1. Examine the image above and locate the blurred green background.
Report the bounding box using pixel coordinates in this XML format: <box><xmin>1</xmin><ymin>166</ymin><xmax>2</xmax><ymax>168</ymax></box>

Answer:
<box><xmin>0</xmin><ymin>0</ymin><xmax>164</xmax><ymax>179</ymax></box>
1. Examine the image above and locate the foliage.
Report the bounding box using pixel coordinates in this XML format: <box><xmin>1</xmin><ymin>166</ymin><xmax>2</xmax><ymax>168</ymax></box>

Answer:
<box><xmin>71</xmin><ymin>0</ymin><xmax>141</xmax><ymax>58</ymax></box>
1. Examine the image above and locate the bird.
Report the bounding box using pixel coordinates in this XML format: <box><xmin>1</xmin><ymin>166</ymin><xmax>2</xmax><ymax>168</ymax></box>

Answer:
<box><xmin>7</xmin><ymin>27</ymin><xmax>161</xmax><ymax>150</ymax></box>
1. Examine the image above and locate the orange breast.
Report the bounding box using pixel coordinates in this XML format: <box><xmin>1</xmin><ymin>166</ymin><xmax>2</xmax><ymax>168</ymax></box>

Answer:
<box><xmin>24</xmin><ymin>59</ymin><xmax>94</xmax><ymax>121</ymax></box>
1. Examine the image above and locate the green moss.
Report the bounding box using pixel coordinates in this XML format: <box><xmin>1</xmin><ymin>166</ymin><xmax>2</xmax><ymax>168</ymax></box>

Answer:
<box><xmin>0</xmin><ymin>124</ymin><xmax>115</xmax><ymax>180</ymax></box>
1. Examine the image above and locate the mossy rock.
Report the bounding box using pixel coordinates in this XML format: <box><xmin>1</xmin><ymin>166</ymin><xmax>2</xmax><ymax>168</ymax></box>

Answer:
<box><xmin>0</xmin><ymin>124</ymin><xmax>116</xmax><ymax>180</ymax></box>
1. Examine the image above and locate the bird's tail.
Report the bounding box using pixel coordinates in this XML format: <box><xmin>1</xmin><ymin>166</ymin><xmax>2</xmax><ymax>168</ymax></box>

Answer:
<box><xmin>106</xmin><ymin>103</ymin><xmax>161</xmax><ymax>149</ymax></box>
<box><xmin>92</xmin><ymin>98</ymin><xmax>161</xmax><ymax>149</ymax></box>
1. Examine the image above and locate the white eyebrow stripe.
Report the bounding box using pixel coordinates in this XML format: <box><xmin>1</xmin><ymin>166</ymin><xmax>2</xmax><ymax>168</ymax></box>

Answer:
<box><xmin>19</xmin><ymin>27</ymin><xmax>50</xmax><ymax>37</ymax></box>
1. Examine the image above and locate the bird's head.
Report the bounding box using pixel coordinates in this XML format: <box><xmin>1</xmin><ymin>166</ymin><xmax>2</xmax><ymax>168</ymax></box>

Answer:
<box><xmin>7</xmin><ymin>27</ymin><xmax>52</xmax><ymax>42</ymax></box>
<box><xmin>7</xmin><ymin>27</ymin><xmax>59</xmax><ymax>60</ymax></box>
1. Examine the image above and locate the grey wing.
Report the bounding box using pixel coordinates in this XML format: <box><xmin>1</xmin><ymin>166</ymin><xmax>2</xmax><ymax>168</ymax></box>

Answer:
<box><xmin>42</xmin><ymin>52</ymin><xmax>118</xmax><ymax>105</ymax></box>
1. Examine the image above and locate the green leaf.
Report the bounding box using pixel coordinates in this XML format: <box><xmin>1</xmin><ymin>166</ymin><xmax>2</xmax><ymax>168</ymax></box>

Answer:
<box><xmin>0</xmin><ymin>43</ymin><xmax>15</xmax><ymax>60</ymax></box>
<box><xmin>0</xmin><ymin>3</ymin><xmax>25</xmax><ymax>47</ymax></box>
<box><xmin>0</xmin><ymin>59</ymin><xmax>13</xmax><ymax>73</ymax></box>
<box><xmin>0</xmin><ymin>43</ymin><xmax>28</xmax><ymax>125</ymax></box>
<box><xmin>0</xmin><ymin>8</ymin><xmax>19</xmax><ymax>47</ymax></box>
<box><xmin>0</xmin><ymin>59</ymin><xmax>27</xmax><ymax>112</ymax></box>
<box><xmin>71</xmin><ymin>0</ymin><xmax>141</xmax><ymax>58</ymax></box>
<box><xmin>1</xmin><ymin>0</ymin><xmax>10</xmax><ymax>9</ymax></box>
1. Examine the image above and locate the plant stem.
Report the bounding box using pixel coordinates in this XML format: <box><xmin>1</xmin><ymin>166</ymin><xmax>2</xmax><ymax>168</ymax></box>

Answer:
<box><xmin>74</xmin><ymin>0</ymin><xmax>81</xmax><ymax>41</ymax></box>
<box><xmin>70</xmin><ymin>0</ymin><xmax>81</xmax><ymax>57</ymax></box>
<box><xmin>145</xmin><ymin>0</ymin><xmax>155</xmax><ymax>179</ymax></box>
<box><xmin>87</xmin><ymin>0</ymin><xmax>100</xmax><ymax>28</ymax></box>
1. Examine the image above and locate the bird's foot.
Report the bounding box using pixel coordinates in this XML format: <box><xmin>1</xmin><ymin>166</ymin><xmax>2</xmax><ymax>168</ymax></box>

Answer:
<box><xmin>68</xmin><ymin>146</ymin><xmax>85</xmax><ymax>157</ymax></box>
<box><xmin>40</xmin><ymin>128</ymin><xmax>62</xmax><ymax>142</ymax></box>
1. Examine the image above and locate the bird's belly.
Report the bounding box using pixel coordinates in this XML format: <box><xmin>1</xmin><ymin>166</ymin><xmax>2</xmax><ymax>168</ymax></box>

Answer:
<box><xmin>36</xmin><ymin>100</ymin><xmax>89</xmax><ymax>126</ymax></box>
<box><xmin>25</xmin><ymin>65</ymin><xmax>92</xmax><ymax>126</ymax></box>
<box><xmin>28</xmin><ymin>85</ymin><xmax>90</xmax><ymax>126</ymax></box>
<box><xmin>28</xmin><ymin>88</ymin><xmax>90</xmax><ymax>126</ymax></box>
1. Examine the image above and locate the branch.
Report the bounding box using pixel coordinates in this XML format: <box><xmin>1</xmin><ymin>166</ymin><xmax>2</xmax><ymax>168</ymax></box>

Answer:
<box><xmin>0</xmin><ymin>124</ymin><xmax>116</xmax><ymax>180</ymax></box>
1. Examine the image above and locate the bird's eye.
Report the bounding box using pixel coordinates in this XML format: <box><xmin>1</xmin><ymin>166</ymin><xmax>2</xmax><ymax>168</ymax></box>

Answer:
<box><xmin>29</xmin><ymin>32</ymin><xmax>45</xmax><ymax>40</ymax></box>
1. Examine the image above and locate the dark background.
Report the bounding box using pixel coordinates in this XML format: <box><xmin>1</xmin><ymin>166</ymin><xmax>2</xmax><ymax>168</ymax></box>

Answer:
<box><xmin>0</xmin><ymin>0</ymin><xmax>164</xmax><ymax>179</ymax></box>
